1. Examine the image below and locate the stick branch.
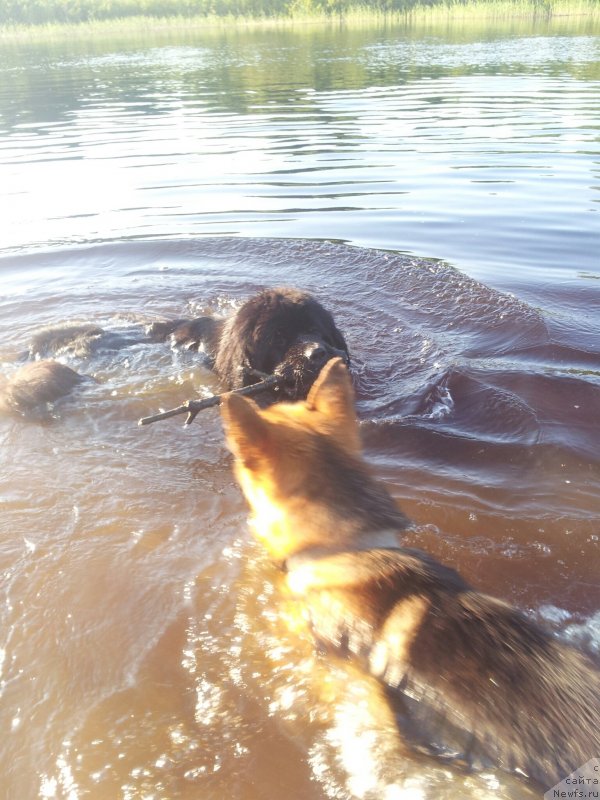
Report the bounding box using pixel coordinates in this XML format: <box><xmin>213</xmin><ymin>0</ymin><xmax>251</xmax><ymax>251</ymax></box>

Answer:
<box><xmin>138</xmin><ymin>371</ymin><xmax>282</xmax><ymax>427</ymax></box>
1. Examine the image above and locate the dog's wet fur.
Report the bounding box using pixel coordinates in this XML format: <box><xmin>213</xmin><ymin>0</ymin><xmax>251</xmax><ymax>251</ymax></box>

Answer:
<box><xmin>214</xmin><ymin>288</ymin><xmax>349</xmax><ymax>400</ymax></box>
<box><xmin>151</xmin><ymin>288</ymin><xmax>349</xmax><ymax>401</ymax></box>
<box><xmin>2</xmin><ymin>288</ymin><xmax>348</xmax><ymax>416</ymax></box>
<box><xmin>220</xmin><ymin>357</ymin><xmax>600</xmax><ymax>790</ymax></box>
<box><xmin>0</xmin><ymin>360</ymin><xmax>86</xmax><ymax>416</ymax></box>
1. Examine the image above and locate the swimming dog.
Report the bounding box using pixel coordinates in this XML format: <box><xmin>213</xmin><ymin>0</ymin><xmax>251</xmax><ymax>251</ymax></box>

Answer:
<box><xmin>20</xmin><ymin>288</ymin><xmax>349</xmax><ymax>411</ymax></box>
<box><xmin>220</xmin><ymin>357</ymin><xmax>600</xmax><ymax>789</ymax></box>
<box><xmin>150</xmin><ymin>287</ymin><xmax>349</xmax><ymax>402</ymax></box>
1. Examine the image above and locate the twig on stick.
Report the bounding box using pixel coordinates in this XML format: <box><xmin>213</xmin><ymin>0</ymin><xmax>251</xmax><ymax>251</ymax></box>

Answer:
<box><xmin>138</xmin><ymin>370</ymin><xmax>281</xmax><ymax>427</ymax></box>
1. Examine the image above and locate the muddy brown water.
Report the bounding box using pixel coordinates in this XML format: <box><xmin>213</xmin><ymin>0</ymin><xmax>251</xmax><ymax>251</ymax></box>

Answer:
<box><xmin>0</xmin><ymin>238</ymin><xmax>598</xmax><ymax>800</ymax></box>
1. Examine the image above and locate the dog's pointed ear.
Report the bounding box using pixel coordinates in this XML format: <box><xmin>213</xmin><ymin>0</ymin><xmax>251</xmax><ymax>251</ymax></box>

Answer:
<box><xmin>220</xmin><ymin>393</ymin><xmax>273</xmax><ymax>472</ymax></box>
<box><xmin>306</xmin><ymin>357</ymin><xmax>360</xmax><ymax>451</ymax></box>
<box><xmin>307</xmin><ymin>357</ymin><xmax>354</xmax><ymax>415</ymax></box>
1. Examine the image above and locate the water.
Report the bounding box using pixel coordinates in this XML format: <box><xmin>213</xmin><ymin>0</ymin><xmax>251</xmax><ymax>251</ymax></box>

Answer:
<box><xmin>0</xmin><ymin>18</ymin><xmax>599</xmax><ymax>800</ymax></box>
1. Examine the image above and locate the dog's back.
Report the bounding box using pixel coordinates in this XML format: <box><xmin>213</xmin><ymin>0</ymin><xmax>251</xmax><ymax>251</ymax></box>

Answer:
<box><xmin>221</xmin><ymin>357</ymin><xmax>600</xmax><ymax>789</ymax></box>
<box><xmin>286</xmin><ymin>545</ymin><xmax>599</xmax><ymax>786</ymax></box>
<box><xmin>0</xmin><ymin>360</ymin><xmax>84</xmax><ymax>415</ymax></box>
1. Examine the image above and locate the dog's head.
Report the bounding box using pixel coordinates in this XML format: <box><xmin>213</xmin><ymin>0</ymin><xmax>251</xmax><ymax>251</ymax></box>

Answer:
<box><xmin>216</xmin><ymin>288</ymin><xmax>349</xmax><ymax>400</ymax></box>
<box><xmin>221</xmin><ymin>357</ymin><xmax>361</xmax><ymax>560</ymax></box>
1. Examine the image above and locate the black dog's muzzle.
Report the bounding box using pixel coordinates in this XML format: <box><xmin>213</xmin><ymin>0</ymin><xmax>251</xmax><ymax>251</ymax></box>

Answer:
<box><xmin>273</xmin><ymin>338</ymin><xmax>351</xmax><ymax>400</ymax></box>
<box><xmin>302</xmin><ymin>341</ymin><xmax>349</xmax><ymax>370</ymax></box>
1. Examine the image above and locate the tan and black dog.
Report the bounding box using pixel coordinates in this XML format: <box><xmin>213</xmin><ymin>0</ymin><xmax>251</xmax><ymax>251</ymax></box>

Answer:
<box><xmin>221</xmin><ymin>357</ymin><xmax>600</xmax><ymax>790</ymax></box>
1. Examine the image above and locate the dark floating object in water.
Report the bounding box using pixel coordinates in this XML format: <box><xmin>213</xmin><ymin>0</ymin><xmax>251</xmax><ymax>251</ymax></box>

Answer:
<box><xmin>0</xmin><ymin>360</ymin><xmax>87</xmax><ymax>416</ymax></box>
<box><xmin>138</xmin><ymin>370</ymin><xmax>282</xmax><ymax>427</ymax></box>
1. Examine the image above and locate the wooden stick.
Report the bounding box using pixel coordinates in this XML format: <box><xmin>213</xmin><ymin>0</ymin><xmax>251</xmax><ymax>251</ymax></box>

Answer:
<box><xmin>138</xmin><ymin>372</ymin><xmax>282</xmax><ymax>427</ymax></box>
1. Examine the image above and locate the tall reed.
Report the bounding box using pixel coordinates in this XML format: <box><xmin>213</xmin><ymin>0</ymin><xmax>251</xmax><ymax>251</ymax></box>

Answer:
<box><xmin>1</xmin><ymin>0</ymin><xmax>599</xmax><ymax>29</ymax></box>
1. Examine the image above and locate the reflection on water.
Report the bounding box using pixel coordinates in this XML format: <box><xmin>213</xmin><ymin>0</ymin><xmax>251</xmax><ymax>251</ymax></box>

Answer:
<box><xmin>0</xmin><ymin>20</ymin><xmax>599</xmax><ymax>290</ymax></box>
<box><xmin>0</xmin><ymin>238</ymin><xmax>598</xmax><ymax>799</ymax></box>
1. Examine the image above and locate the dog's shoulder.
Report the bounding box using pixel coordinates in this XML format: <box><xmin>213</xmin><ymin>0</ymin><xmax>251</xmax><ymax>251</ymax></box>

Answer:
<box><xmin>285</xmin><ymin>544</ymin><xmax>600</xmax><ymax>785</ymax></box>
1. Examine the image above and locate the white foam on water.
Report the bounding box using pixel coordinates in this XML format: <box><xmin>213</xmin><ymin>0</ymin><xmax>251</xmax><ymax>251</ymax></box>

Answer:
<box><xmin>562</xmin><ymin>609</ymin><xmax>600</xmax><ymax>655</ymax></box>
<box><xmin>538</xmin><ymin>605</ymin><xmax>600</xmax><ymax>656</ymax></box>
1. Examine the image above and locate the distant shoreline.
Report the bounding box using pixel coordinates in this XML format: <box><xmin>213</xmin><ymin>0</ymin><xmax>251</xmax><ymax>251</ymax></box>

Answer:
<box><xmin>2</xmin><ymin>0</ymin><xmax>599</xmax><ymax>40</ymax></box>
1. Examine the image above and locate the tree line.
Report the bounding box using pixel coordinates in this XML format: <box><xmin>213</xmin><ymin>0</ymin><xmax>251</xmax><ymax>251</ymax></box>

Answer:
<box><xmin>0</xmin><ymin>0</ymin><xmax>520</xmax><ymax>26</ymax></box>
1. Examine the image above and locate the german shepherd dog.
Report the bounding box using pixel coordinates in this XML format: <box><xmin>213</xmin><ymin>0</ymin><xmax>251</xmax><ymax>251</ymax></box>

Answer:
<box><xmin>221</xmin><ymin>357</ymin><xmax>600</xmax><ymax>790</ymax></box>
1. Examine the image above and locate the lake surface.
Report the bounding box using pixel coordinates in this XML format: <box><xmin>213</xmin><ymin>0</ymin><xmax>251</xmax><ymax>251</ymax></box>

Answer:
<box><xmin>0</xmin><ymin>17</ymin><xmax>599</xmax><ymax>800</ymax></box>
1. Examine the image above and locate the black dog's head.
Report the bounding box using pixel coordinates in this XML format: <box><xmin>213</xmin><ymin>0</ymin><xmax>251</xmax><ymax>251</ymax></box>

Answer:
<box><xmin>214</xmin><ymin>288</ymin><xmax>349</xmax><ymax>401</ymax></box>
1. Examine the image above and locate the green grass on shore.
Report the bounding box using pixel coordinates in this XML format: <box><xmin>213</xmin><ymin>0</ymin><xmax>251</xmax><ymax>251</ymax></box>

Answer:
<box><xmin>1</xmin><ymin>0</ymin><xmax>599</xmax><ymax>39</ymax></box>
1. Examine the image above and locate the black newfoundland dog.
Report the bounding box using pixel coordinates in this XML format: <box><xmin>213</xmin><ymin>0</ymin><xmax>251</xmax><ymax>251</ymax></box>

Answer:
<box><xmin>2</xmin><ymin>288</ymin><xmax>349</xmax><ymax>414</ymax></box>
<box><xmin>148</xmin><ymin>287</ymin><xmax>349</xmax><ymax>402</ymax></box>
